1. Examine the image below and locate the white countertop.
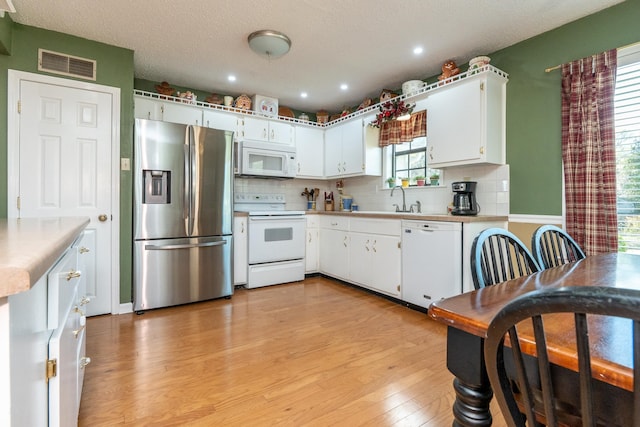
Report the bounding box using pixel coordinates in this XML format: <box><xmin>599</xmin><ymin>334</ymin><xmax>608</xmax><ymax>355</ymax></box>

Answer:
<box><xmin>0</xmin><ymin>217</ymin><xmax>90</xmax><ymax>298</ymax></box>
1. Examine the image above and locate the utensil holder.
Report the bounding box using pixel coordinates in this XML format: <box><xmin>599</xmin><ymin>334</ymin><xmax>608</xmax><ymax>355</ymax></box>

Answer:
<box><xmin>325</xmin><ymin>200</ymin><xmax>334</xmax><ymax>211</ymax></box>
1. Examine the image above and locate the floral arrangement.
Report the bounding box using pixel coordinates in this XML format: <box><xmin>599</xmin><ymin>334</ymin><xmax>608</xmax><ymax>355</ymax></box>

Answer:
<box><xmin>369</xmin><ymin>100</ymin><xmax>415</xmax><ymax>127</ymax></box>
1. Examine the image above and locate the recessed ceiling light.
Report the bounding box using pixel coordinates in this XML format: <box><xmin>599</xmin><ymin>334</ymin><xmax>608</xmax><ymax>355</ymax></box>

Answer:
<box><xmin>340</xmin><ymin>84</ymin><xmax>348</xmax><ymax>91</ymax></box>
<box><xmin>300</xmin><ymin>92</ymin><xmax>308</xmax><ymax>98</ymax></box>
<box><xmin>413</xmin><ymin>46</ymin><xmax>423</xmax><ymax>55</ymax></box>
<box><xmin>228</xmin><ymin>75</ymin><xmax>236</xmax><ymax>82</ymax></box>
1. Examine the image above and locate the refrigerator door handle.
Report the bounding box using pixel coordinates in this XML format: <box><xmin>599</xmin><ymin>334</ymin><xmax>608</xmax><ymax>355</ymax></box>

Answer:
<box><xmin>145</xmin><ymin>240</ymin><xmax>227</xmax><ymax>250</ymax></box>
<box><xmin>189</xmin><ymin>125</ymin><xmax>196</xmax><ymax>236</ymax></box>
<box><xmin>183</xmin><ymin>142</ymin><xmax>190</xmax><ymax>224</ymax></box>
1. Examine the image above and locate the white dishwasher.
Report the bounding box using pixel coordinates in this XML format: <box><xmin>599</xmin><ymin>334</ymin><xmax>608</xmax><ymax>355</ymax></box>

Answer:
<box><xmin>401</xmin><ymin>220</ymin><xmax>462</xmax><ymax>309</ymax></box>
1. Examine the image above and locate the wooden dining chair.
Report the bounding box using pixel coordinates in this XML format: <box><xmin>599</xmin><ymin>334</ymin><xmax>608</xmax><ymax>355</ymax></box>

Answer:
<box><xmin>470</xmin><ymin>228</ymin><xmax>541</xmax><ymax>290</ymax></box>
<box><xmin>531</xmin><ymin>224</ymin><xmax>586</xmax><ymax>269</ymax></box>
<box><xmin>484</xmin><ymin>286</ymin><xmax>640</xmax><ymax>427</ymax></box>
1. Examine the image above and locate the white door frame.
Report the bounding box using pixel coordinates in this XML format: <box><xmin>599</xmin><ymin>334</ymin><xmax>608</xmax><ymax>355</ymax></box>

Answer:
<box><xmin>7</xmin><ymin>70</ymin><xmax>121</xmax><ymax>315</ymax></box>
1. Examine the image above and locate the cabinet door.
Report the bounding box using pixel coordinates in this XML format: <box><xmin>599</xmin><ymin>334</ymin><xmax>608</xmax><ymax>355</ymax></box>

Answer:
<box><xmin>295</xmin><ymin>126</ymin><xmax>324</xmax><ymax>177</ymax></box>
<box><xmin>348</xmin><ymin>233</ymin><xmax>372</xmax><ymax>286</ymax></box>
<box><xmin>233</xmin><ymin>216</ymin><xmax>247</xmax><ymax>285</ymax></box>
<box><xmin>48</xmin><ymin>287</ymin><xmax>81</xmax><ymax>427</ymax></box>
<box><xmin>341</xmin><ymin>119</ymin><xmax>364</xmax><ymax>175</ymax></box>
<box><xmin>324</xmin><ymin>126</ymin><xmax>343</xmax><ymax>177</ymax></box>
<box><xmin>134</xmin><ymin>97</ymin><xmax>162</xmax><ymax>120</ymax></box>
<box><xmin>242</xmin><ymin>117</ymin><xmax>269</xmax><ymax>141</ymax></box>
<box><xmin>305</xmin><ymin>226</ymin><xmax>319</xmax><ymax>273</ymax></box>
<box><xmin>203</xmin><ymin>109</ymin><xmax>238</xmax><ymax>132</ymax></box>
<box><xmin>268</xmin><ymin>120</ymin><xmax>293</xmax><ymax>145</ymax></box>
<box><xmin>319</xmin><ymin>228</ymin><xmax>349</xmax><ymax>279</ymax></box>
<box><xmin>370</xmin><ymin>235</ymin><xmax>401</xmax><ymax>297</ymax></box>
<box><xmin>161</xmin><ymin>102</ymin><xmax>203</xmax><ymax>126</ymax></box>
<box><xmin>428</xmin><ymin>79</ymin><xmax>483</xmax><ymax>166</ymax></box>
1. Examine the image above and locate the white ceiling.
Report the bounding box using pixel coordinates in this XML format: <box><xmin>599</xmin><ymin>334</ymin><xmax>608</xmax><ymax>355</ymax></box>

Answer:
<box><xmin>10</xmin><ymin>0</ymin><xmax>624</xmax><ymax>113</ymax></box>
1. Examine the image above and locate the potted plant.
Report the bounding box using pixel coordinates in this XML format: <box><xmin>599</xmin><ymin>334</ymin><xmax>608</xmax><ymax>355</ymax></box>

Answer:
<box><xmin>415</xmin><ymin>175</ymin><xmax>425</xmax><ymax>186</ymax></box>
<box><xmin>401</xmin><ymin>178</ymin><xmax>410</xmax><ymax>188</ymax></box>
<box><xmin>430</xmin><ymin>173</ymin><xmax>440</xmax><ymax>186</ymax></box>
<box><xmin>386</xmin><ymin>177</ymin><xmax>396</xmax><ymax>188</ymax></box>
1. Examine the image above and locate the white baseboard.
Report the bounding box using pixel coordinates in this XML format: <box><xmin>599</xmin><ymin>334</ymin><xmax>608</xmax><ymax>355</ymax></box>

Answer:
<box><xmin>509</xmin><ymin>214</ymin><xmax>563</xmax><ymax>225</ymax></box>
<box><xmin>119</xmin><ymin>302</ymin><xmax>133</xmax><ymax>314</ymax></box>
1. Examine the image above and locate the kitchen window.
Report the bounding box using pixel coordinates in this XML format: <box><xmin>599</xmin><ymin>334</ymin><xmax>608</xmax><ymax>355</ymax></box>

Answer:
<box><xmin>615</xmin><ymin>44</ymin><xmax>640</xmax><ymax>252</ymax></box>
<box><xmin>385</xmin><ymin>136</ymin><xmax>441</xmax><ymax>186</ymax></box>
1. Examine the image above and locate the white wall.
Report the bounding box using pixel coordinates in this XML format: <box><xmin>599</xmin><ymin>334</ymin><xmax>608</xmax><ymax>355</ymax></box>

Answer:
<box><xmin>235</xmin><ymin>163</ymin><xmax>509</xmax><ymax>216</ymax></box>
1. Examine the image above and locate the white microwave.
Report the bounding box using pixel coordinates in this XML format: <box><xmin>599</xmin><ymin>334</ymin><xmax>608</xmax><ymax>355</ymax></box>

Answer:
<box><xmin>236</xmin><ymin>140</ymin><xmax>297</xmax><ymax>179</ymax></box>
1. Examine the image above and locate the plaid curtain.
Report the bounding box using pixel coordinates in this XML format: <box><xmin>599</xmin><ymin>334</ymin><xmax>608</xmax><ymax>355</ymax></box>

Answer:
<box><xmin>561</xmin><ymin>50</ymin><xmax>618</xmax><ymax>255</ymax></box>
<box><xmin>378</xmin><ymin>110</ymin><xmax>426</xmax><ymax>147</ymax></box>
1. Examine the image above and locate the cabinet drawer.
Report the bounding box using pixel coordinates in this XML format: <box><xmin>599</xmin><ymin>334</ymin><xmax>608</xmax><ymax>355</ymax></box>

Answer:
<box><xmin>306</xmin><ymin>214</ymin><xmax>319</xmax><ymax>228</ymax></box>
<box><xmin>350</xmin><ymin>218</ymin><xmax>401</xmax><ymax>236</ymax></box>
<box><xmin>320</xmin><ymin>215</ymin><xmax>349</xmax><ymax>230</ymax></box>
<box><xmin>47</xmin><ymin>248</ymin><xmax>80</xmax><ymax>330</ymax></box>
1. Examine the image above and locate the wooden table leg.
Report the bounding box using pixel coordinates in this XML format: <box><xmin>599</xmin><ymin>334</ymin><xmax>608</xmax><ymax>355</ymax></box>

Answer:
<box><xmin>446</xmin><ymin>327</ymin><xmax>493</xmax><ymax>427</ymax></box>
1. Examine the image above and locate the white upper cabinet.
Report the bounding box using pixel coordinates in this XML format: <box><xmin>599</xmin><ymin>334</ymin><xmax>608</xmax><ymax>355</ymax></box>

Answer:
<box><xmin>427</xmin><ymin>71</ymin><xmax>507</xmax><ymax>168</ymax></box>
<box><xmin>161</xmin><ymin>102</ymin><xmax>203</xmax><ymax>126</ymax></box>
<box><xmin>134</xmin><ymin>96</ymin><xmax>202</xmax><ymax>126</ymax></box>
<box><xmin>324</xmin><ymin>117</ymin><xmax>381</xmax><ymax>178</ymax></box>
<box><xmin>295</xmin><ymin>125</ymin><xmax>324</xmax><ymax>178</ymax></box>
<box><xmin>240</xmin><ymin>116</ymin><xmax>293</xmax><ymax>145</ymax></box>
<box><xmin>134</xmin><ymin>96</ymin><xmax>162</xmax><ymax>121</ymax></box>
<box><xmin>203</xmin><ymin>109</ymin><xmax>239</xmax><ymax>133</ymax></box>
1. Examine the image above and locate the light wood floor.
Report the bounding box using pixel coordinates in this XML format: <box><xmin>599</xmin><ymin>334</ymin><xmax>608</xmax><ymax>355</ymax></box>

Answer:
<box><xmin>78</xmin><ymin>276</ymin><xmax>507</xmax><ymax>426</ymax></box>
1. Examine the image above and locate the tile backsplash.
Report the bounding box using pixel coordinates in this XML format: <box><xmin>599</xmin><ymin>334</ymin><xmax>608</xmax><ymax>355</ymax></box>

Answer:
<box><xmin>234</xmin><ymin>164</ymin><xmax>509</xmax><ymax>216</ymax></box>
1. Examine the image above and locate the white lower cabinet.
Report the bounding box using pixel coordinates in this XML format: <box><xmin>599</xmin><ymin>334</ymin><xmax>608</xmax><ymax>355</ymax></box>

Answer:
<box><xmin>317</xmin><ymin>215</ymin><xmax>507</xmax><ymax>305</ymax></box>
<box><xmin>319</xmin><ymin>216</ymin><xmax>350</xmax><ymax>280</ymax></box>
<box><xmin>319</xmin><ymin>216</ymin><xmax>401</xmax><ymax>298</ymax></box>
<box><xmin>233</xmin><ymin>216</ymin><xmax>248</xmax><ymax>285</ymax></box>
<box><xmin>5</xmin><ymin>228</ymin><xmax>89</xmax><ymax>427</ymax></box>
<box><xmin>349</xmin><ymin>219</ymin><xmax>401</xmax><ymax>298</ymax></box>
<box><xmin>305</xmin><ymin>215</ymin><xmax>319</xmax><ymax>273</ymax></box>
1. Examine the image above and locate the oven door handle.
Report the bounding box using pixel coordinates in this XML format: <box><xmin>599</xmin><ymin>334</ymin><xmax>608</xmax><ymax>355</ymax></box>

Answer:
<box><xmin>145</xmin><ymin>241</ymin><xmax>227</xmax><ymax>250</ymax></box>
<box><xmin>249</xmin><ymin>216</ymin><xmax>306</xmax><ymax>222</ymax></box>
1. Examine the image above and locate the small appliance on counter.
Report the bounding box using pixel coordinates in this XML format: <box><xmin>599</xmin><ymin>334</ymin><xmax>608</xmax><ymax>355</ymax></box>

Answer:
<box><xmin>451</xmin><ymin>181</ymin><xmax>479</xmax><ymax>216</ymax></box>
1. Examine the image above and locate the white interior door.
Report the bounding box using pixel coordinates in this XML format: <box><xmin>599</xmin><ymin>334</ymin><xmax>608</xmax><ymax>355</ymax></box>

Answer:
<box><xmin>12</xmin><ymin>76</ymin><xmax>116</xmax><ymax>316</ymax></box>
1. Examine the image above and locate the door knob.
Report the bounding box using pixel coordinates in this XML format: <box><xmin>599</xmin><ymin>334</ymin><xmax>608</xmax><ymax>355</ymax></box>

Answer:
<box><xmin>98</xmin><ymin>214</ymin><xmax>108</xmax><ymax>222</ymax></box>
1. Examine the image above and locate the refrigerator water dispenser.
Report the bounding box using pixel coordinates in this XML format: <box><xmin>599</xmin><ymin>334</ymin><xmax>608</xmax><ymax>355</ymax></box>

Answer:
<box><xmin>143</xmin><ymin>170</ymin><xmax>170</xmax><ymax>204</ymax></box>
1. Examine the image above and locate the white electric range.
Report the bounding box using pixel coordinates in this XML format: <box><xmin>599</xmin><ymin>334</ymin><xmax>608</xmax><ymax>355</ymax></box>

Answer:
<box><xmin>234</xmin><ymin>193</ymin><xmax>306</xmax><ymax>288</ymax></box>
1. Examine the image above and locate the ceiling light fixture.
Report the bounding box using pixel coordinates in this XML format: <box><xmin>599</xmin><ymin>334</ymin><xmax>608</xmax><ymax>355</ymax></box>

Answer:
<box><xmin>413</xmin><ymin>46</ymin><xmax>424</xmax><ymax>55</ymax></box>
<box><xmin>248</xmin><ymin>30</ymin><xmax>292</xmax><ymax>59</ymax></box>
<box><xmin>340</xmin><ymin>84</ymin><xmax>348</xmax><ymax>90</ymax></box>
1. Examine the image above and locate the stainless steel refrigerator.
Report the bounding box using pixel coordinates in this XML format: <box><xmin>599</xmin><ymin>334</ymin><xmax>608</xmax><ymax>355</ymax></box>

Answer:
<box><xmin>133</xmin><ymin>118</ymin><xmax>234</xmax><ymax>311</ymax></box>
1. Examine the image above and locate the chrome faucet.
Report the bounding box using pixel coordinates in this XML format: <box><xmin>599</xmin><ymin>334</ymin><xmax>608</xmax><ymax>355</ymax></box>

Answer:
<box><xmin>410</xmin><ymin>200</ymin><xmax>422</xmax><ymax>213</ymax></box>
<box><xmin>390</xmin><ymin>185</ymin><xmax>407</xmax><ymax>212</ymax></box>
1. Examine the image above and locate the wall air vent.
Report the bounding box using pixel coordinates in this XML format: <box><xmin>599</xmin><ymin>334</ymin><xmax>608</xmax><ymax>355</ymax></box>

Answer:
<box><xmin>38</xmin><ymin>49</ymin><xmax>96</xmax><ymax>81</ymax></box>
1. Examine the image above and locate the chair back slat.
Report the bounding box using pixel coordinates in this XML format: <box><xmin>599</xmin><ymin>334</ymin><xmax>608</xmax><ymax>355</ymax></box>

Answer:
<box><xmin>485</xmin><ymin>286</ymin><xmax>640</xmax><ymax>427</ymax></box>
<box><xmin>471</xmin><ymin>228</ymin><xmax>541</xmax><ymax>289</ymax></box>
<box><xmin>532</xmin><ymin>225</ymin><xmax>586</xmax><ymax>269</ymax></box>
<box><xmin>575</xmin><ymin>312</ymin><xmax>595</xmax><ymax>427</ymax></box>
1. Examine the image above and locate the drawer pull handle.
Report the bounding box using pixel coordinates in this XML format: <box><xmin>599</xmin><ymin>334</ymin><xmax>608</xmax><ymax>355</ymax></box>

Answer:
<box><xmin>79</xmin><ymin>296</ymin><xmax>91</xmax><ymax>306</ymax></box>
<box><xmin>73</xmin><ymin>324</ymin><xmax>85</xmax><ymax>338</ymax></box>
<box><xmin>74</xmin><ymin>306</ymin><xmax>85</xmax><ymax>317</ymax></box>
<box><xmin>80</xmin><ymin>357</ymin><xmax>91</xmax><ymax>368</ymax></box>
<box><xmin>79</xmin><ymin>246</ymin><xmax>90</xmax><ymax>254</ymax></box>
<box><xmin>66</xmin><ymin>270</ymin><xmax>81</xmax><ymax>281</ymax></box>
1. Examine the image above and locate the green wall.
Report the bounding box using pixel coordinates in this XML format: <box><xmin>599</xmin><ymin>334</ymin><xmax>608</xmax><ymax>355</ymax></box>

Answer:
<box><xmin>0</xmin><ymin>18</ymin><xmax>135</xmax><ymax>304</ymax></box>
<box><xmin>489</xmin><ymin>1</ymin><xmax>640</xmax><ymax>215</ymax></box>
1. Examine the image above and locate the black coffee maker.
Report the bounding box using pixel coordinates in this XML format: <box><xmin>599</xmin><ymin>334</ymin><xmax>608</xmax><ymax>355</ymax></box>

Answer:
<box><xmin>451</xmin><ymin>181</ymin><xmax>479</xmax><ymax>215</ymax></box>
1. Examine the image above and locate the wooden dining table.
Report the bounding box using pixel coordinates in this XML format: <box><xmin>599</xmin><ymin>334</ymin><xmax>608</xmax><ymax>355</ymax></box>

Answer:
<box><xmin>428</xmin><ymin>252</ymin><xmax>638</xmax><ymax>427</ymax></box>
